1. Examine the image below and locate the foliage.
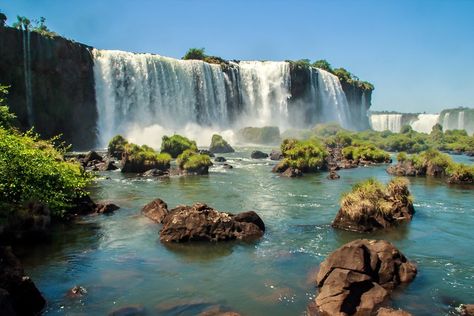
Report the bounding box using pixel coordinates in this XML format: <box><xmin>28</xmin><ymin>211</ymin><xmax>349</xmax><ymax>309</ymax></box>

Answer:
<box><xmin>396</xmin><ymin>152</ymin><xmax>408</xmax><ymax>162</ymax></box>
<box><xmin>277</xmin><ymin>138</ymin><xmax>328</xmax><ymax>172</ymax></box>
<box><xmin>340</xmin><ymin>177</ymin><xmax>412</xmax><ymax>220</ymax></box>
<box><xmin>12</xmin><ymin>15</ymin><xmax>57</xmax><ymax>37</ymax></box>
<box><xmin>237</xmin><ymin>126</ymin><xmax>281</xmax><ymax>145</ymax></box>
<box><xmin>160</xmin><ymin>134</ymin><xmax>197</xmax><ymax>158</ymax></box>
<box><xmin>312</xmin><ymin>59</ymin><xmax>333</xmax><ymax>72</ymax></box>
<box><xmin>183</xmin><ymin>48</ymin><xmax>206</xmax><ymax>60</ymax></box>
<box><xmin>0</xmin><ymin>12</ymin><xmax>7</xmax><ymax>27</ymax></box>
<box><xmin>12</xmin><ymin>15</ymin><xmax>31</xmax><ymax>31</ymax></box>
<box><xmin>446</xmin><ymin>163</ymin><xmax>474</xmax><ymax>183</ymax></box>
<box><xmin>0</xmin><ymin>85</ymin><xmax>16</xmax><ymax>129</ymax></box>
<box><xmin>124</xmin><ymin>143</ymin><xmax>170</xmax><ymax>166</ymax></box>
<box><xmin>107</xmin><ymin>134</ymin><xmax>128</xmax><ymax>158</ymax></box>
<box><xmin>342</xmin><ymin>142</ymin><xmax>390</xmax><ymax>162</ymax></box>
<box><xmin>312</xmin><ymin>122</ymin><xmax>347</xmax><ymax>137</ymax></box>
<box><xmin>291</xmin><ymin>59</ymin><xmax>311</xmax><ymax>69</ymax></box>
<box><xmin>410</xmin><ymin>149</ymin><xmax>452</xmax><ymax>171</ymax></box>
<box><xmin>177</xmin><ymin>149</ymin><xmax>212</xmax><ymax>171</ymax></box>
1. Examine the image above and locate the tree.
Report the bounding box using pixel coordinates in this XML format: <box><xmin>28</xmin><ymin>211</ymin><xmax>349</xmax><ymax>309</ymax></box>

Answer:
<box><xmin>12</xmin><ymin>15</ymin><xmax>31</xmax><ymax>31</ymax></box>
<box><xmin>333</xmin><ymin>67</ymin><xmax>353</xmax><ymax>83</ymax></box>
<box><xmin>183</xmin><ymin>48</ymin><xmax>206</xmax><ymax>60</ymax></box>
<box><xmin>312</xmin><ymin>59</ymin><xmax>333</xmax><ymax>72</ymax></box>
<box><xmin>0</xmin><ymin>85</ymin><xmax>16</xmax><ymax>129</ymax></box>
<box><xmin>0</xmin><ymin>12</ymin><xmax>7</xmax><ymax>27</ymax></box>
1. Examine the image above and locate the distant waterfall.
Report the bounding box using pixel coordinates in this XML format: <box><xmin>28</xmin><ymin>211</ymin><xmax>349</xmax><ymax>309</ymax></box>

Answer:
<box><xmin>370</xmin><ymin>114</ymin><xmax>402</xmax><ymax>132</ymax></box>
<box><xmin>410</xmin><ymin>114</ymin><xmax>440</xmax><ymax>133</ymax></box>
<box><xmin>93</xmin><ymin>49</ymin><xmax>357</xmax><ymax>147</ymax></box>
<box><xmin>440</xmin><ymin>110</ymin><xmax>474</xmax><ymax>134</ymax></box>
<box><xmin>22</xmin><ymin>30</ymin><xmax>33</xmax><ymax>125</ymax></box>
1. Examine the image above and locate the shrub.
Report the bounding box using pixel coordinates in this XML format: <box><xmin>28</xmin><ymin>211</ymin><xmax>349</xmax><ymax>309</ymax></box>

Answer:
<box><xmin>342</xmin><ymin>143</ymin><xmax>390</xmax><ymax>163</ymax></box>
<box><xmin>107</xmin><ymin>134</ymin><xmax>128</xmax><ymax>159</ymax></box>
<box><xmin>160</xmin><ymin>134</ymin><xmax>197</xmax><ymax>158</ymax></box>
<box><xmin>177</xmin><ymin>149</ymin><xmax>212</xmax><ymax>172</ymax></box>
<box><xmin>122</xmin><ymin>143</ymin><xmax>171</xmax><ymax>172</ymax></box>
<box><xmin>396</xmin><ymin>152</ymin><xmax>408</xmax><ymax>162</ymax></box>
<box><xmin>312</xmin><ymin>59</ymin><xmax>333</xmax><ymax>72</ymax></box>
<box><xmin>0</xmin><ymin>85</ymin><xmax>16</xmax><ymax>129</ymax></box>
<box><xmin>446</xmin><ymin>163</ymin><xmax>474</xmax><ymax>184</ymax></box>
<box><xmin>277</xmin><ymin>138</ymin><xmax>328</xmax><ymax>172</ymax></box>
<box><xmin>183</xmin><ymin>48</ymin><xmax>206</xmax><ymax>60</ymax></box>
<box><xmin>312</xmin><ymin>122</ymin><xmax>345</xmax><ymax>137</ymax></box>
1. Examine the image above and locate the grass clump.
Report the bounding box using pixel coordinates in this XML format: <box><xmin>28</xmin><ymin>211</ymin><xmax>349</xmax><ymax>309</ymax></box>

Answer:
<box><xmin>275</xmin><ymin>138</ymin><xmax>328</xmax><ymax>172</ymax></box>
<box><xmin>107</xmin><ymin>134</ymin><xmax>128</xmax><ymax>159</ymax></box>
<box><xmin>177</xmin><ymin>149</ymin><xmax>212</xmax><ymax>173</ymax></box>
<box><xmin>342</xmin><ymin>142</ymin><xmax>390</xmax><ymax>163</ymax></box>
<box><xmin>160</xmin><ymin>134</ymin><xmax>197</xmax><ymax>158</ymax></box>
<box><xmin>122</xmin><ymin>143</ymin><xmax>171</xmax><ymax>172</ymax></box>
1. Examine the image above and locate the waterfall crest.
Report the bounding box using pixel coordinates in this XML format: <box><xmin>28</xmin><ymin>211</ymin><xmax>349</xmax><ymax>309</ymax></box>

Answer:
<box><xmin>370</xmin><ymin>114</ymin><xmax>403</xmax><ymax>132</ymax></box>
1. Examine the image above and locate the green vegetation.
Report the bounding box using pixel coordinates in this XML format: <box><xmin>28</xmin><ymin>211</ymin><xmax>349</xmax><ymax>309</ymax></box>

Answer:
<box><xmin>237</xmin><ymin>126</ymin><xmax>281</xmax><ymax>145</ymax></box>
<box><xmin>0</xmin><ymin>86</ymin><xmax>92</xmax><ymax>217</ymax></box>
<box><xmin>11</xmin><ymin>15</ymin><xmax>58</xmax><ymax>37</ymax></box>
<box><xmin>274</xmin><ymin>138</ymin><xmax>328</xmax><ymax>172</ymax></box>
<box><xmin>177</xmin><ymin>149</ymin><xmax>213</xmax><ymax>173</ymax></box>
<box><xmin>312</xmin><ymin>59</ymin><xmax>332</xmax><ymax>72</ymax></box>
<box><xmin>209</xmin><ymin>134</ymin><xmax>234</xmax><ymax>153</ymax></box>
<box><xmin>160</xmin><ymin>134</ymin><xmax>197</xmax><ymax>158</ymax></box>
<box><xmin>182</xmin><ymin>48</ymin><xmax>227</xmax><ymax>65</ymax></box>
<box><xmin>340</xmin><ymin>178</ymin><xmax>413</xmax><ymax>220</ymax></box>
<box><xmin>107</xmin><ymin>134</ymin><xmax>128</xmax><ymax>159</ymax></box>
<box><xmin>122</xmin><ymin>142</ymin><xmax>171</xmax><ymax>171</ymax></box>
<box><xmin>342</xmin><ymin>142</ymin><xmax>390</xmax><ymax>163</ymax></box>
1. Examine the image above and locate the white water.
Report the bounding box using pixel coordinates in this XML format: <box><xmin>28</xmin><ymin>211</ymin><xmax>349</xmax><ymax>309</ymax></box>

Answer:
<box><xmin>411</xmin><ymin>114</ymin><xmax>440</xmax><ymax>133</ymax></box>
<box><xmin>22</xmin><ymin>30</ymin><xmax>33</xmax><ymax>125</ymax></box>
<box><xmin>93</xmin><ymin>49</ymin><xmax>357</xmax><ymax>147</ymax></box>
<box><xmin>370</xmin><ymin>114</ymin><xmax>403</xmax><ymax>132</ymax></box>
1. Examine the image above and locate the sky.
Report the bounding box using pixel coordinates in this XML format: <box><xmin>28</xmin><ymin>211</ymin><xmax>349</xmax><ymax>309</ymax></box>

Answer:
<box><xmin>2</xmin><ymin>0</ymin><xmax>474</xmax><ymax>113</ymax></box>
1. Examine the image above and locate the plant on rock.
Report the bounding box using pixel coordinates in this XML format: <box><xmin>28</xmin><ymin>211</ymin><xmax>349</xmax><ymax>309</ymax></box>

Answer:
<box><xmin>274</xmin><ymin>138</ymin><xmax>328</xmax><ymax>173</ymax></box>
<box><xmin>177</xmin><ymin>149</ymin><xmax>212</xmax><ymax>174</ymax></box>
<box><xmin>121</xmin><ymin>143</ymin><xmax>171</xmax><ymax>173</ymax></box>
<box><xmin>209</xmin><ymin>134</ymin><xmax>234</xmax><ymax>154</ymax></box>
<box><xmin>160</xmin><ymin>134</ymin><xmax>197</xmax><ymax>158</ymax></box>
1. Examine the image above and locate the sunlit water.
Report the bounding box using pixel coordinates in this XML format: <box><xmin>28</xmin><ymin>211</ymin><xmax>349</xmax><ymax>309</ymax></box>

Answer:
<box><xmin>17</xmin><ymin>148</ymin><xmax>474</xmax><ymax>315</ymax></box>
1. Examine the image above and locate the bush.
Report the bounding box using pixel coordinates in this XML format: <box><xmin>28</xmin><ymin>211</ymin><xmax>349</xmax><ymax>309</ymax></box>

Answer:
<box><xmin>107</xmin><ymin>134</ymin><xmax>128</xmax><ymax>159</ymax></box>
<box><xmin>312</xmin><ymin>122</ymin><xmax>345</xmax><ymax>137</ymax></box>
<box><xmin>123</xmin><ymin>143</ymin><xmax>171</xmax><ymax>171</ymax></box>
<box><xmin>177</xmin><ymin>149</ymin><xmax>212</xmax><ymax>173</ymax></box>
<box><xmin>342</xmin><ymin>143</ymin><xmax>390</xmax><ymax>163</ymax></box>
<box><xmin>0</xmin><ymin>128</ymin><xmax>92</xmax><ymax>217</ymax></box>
<box><xmin>397</xmin><ymin>152</ymin><xmax>408</xmax><ymax>162</ymax></box>
<box><xmin>237</xmin><ymin>126</ymin><xmax>280</xmax><ymax>145</ymax></box>
<box><xmin>160</xmin><ymin>134</ymin><xmax>197</xmax><ymax>158</ymax></box>
<box><xmin>312</xmin><ymin>59</ymin><xmax>333</xmax><ymax>72</ymax></box>
<box><xmin>182</xmin><ymin>48</ymin><xmax>206</xmax><ymax>60</ymax></box>
<box><xmin>446</xmin><ymin>163</ymin><xmax>474</xmax><ymax>184</ymax></box>
<box><xmin>276</xmin><ymin>138</ymin><xmax>328</xmax><ymax>172</ymax></box>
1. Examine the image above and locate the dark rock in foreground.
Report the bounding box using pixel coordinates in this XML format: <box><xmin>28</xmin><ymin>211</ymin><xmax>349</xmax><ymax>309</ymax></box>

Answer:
<box><xmin>460</xmin><ymin>304</ymin><xmax>474</xmax><ymax>316</ymax></box>
<box><xmin>142</xmin><ymin>199</ymin><xmax>169</xmax><ymax>224</ymax></box>
<box><xmin>250</xmin><ymin>151</ymin><xmax>268</xmax><ymax>159</ymax></box>
<box><xmin>311</xmin><ymin>239</ymin><xmax>417</xmax><ymax>316</ymax></box>
<box><xmin>160</xmin><ymin>203</ymin><xmax>265</xmax><ymax>242</ymax></box>
<box><xmin>95</xmin><ymin>203</ymin><xmax>120</xmax><ymax>214</ymax></box>
<box><xmin>0</xmin><ymin>246</ymin><xmax>46</xmax><ymax>315</ymax></box>
<box><xmin>376</xmin><ymin>307</ymin><xmax>412</xmax><ymax>316</ymax></box>
<box><xmin>108</xmin><ymin>305</ymin><xmax>146</xmax><ymax>316</ymax></box>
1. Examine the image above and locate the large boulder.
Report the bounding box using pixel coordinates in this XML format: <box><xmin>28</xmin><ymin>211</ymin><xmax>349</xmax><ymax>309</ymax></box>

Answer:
<box><xmin>142</xmin><ymin>199</ymin><xmax>169</xmax><ymax>223</ymax></box>
<box><xmin>250</xmin><ymin>151</ymin><xmax>268</xmax><ymax>159</ymax></box>
<box><xmin>209</xmin><ymin>134</ymin><xmax>235</xmax><ymax>154</ymax></box>
<box><xmin>269</xmin><ymin>150</ymin><xmax>283</xmax><ymax>161</ymax></box>
<box><xmin>332</xmin><ymin>178</ymin><xmax>415</xmax><ymax>232</ymax></box>
<box><xmin>160</xmin><ymin>203</ymin><xmax>265</xmax><ymax>242</ymax></box>
<box><xmin>0</xmin><ymin>202</ymin><xmax>51</xmax><ymax>242</ymax></box>
<box><xmin>376</xmin><ymin>307</ymin><xmax>412</xmax><ymax>316</ymax></box>
<box><xmin>386</xmin><ymin>161</ymin><xmax>420</xmax><ymax>177</ymax></box>
<box><xmin>311</xmin><ymin>239</ymin><xmax>417</xmax><ymax>316</ymax></box>
<box><xmin>0</xmin><ymin>246</ymin><xmax>46</xmax><ymax>315</ymax></box>
<box><xmin>460</xmin><ymin>304</ymin><xmax>474</xmax><ymax>316</ymax></box>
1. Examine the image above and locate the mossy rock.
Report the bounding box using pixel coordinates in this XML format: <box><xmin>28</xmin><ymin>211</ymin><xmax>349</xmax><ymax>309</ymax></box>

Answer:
<box><xmin>122</xmin><ymin>143</ymin><xmax>171</xmax><ymax>173</ymax></box>
<box><xmin>160</xmin><ymin>135</ymin><xmax>197</xmax><ymax>158</ymax></box>
<box><xmin>273</xmin><ymin>138</ymin><xmax>328</xmax><ymax>173</ymax></box>
<box><xmin>107</xmin><ymin>135</ymin><xmax>128</xmax><ymax>159</ymax></box>
<box><xmin>209</xmin><ymin>134</ymin><xmax>234</xmax><ymax>154</ymax></box>
<box><xmin>177</xmin><ymin>149</ymin><xmax>213</xmax><ymax>175</ymax></box>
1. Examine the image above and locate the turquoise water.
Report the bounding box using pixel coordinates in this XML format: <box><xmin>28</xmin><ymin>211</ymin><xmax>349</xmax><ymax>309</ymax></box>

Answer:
<box><xmin>18</xmin><ymin>148</ymin><xmax>474</xmax><ymax>315</ymax></box>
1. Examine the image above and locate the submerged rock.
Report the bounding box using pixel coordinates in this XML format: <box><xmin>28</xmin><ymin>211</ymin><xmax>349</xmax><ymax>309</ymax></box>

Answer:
<box><xmin>327</xmin><ymin>171</ymin><xmax>340</xmax><ymax>180</ymax></box>
<box><xmin>311</xmin><ymin>239</ymin><xmax>417</xmax><ymax>316</ymax></box>
<box><xmin>0</xmin><ymin>246</ymin><xmax>46</xmax><ymax>315</ymax></box>
<box><xmin>215</xmin><ymin>156</ymin><xmax>227</xmax><ymax>162</ymax></box>
<box><xmin>142</xmin><ymin>199</ymin><xmax>169</xmax><ymax>224</ymax></box>
<box><xmin>250</xmin><ymin>151</ymin><xmax>268</xmax><ymax>159</ymax></box>
<box><xmin>66</xmin><ymin>285</ymin><xmax>87</xmax><ymax>298</ymax></box>
<box><xmin>223</xmin><ymin>163</ymin><xmax>233</xmax><ymax>169</ymax></box>
<box><xmin>281</xmin><ymin>167</ymin><xmax>302</xmax><ymax>178</ymax></box>
<box><xmin>141</xmin><ymin>168</ymin><xmax>166</xmax><ymax>177</ymax></box>
<box><xmin>160</xmin><ymin>203</ymin><xmax>265</xmax><ymax>242</ymax></box>
<box><xmin>332</xmin><ymin>178</ymin><xmax>415</xmax><ymax>232</ymax></box>
<box><xmin>95</xmin><ymin>203</ymin><xmax>120</xmax><ymax>214</ymax></box>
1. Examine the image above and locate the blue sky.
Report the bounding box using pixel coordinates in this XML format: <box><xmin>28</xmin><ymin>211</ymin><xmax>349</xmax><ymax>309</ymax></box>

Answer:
<box><xmin>2</xmin><ymin>0</ymin><xmax>473</xmax><ymax>113</ymax></box>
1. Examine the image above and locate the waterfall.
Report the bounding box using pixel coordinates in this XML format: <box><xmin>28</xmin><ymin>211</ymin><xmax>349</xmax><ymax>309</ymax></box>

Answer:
<box><xmin>410</xmin><ymin>114</ymin><xmax>440</xmax><ymax>133</ymax></box>
<box><xmin>458</xmin><ymin>111</ymin><xmax>465</xmax><ymax>130</ymax></box>
<box><xmin>315</xmin><ymin>69</ymin><xmax>351</xmax><ymax>129</ymax></box>
<box><xmin>442</xmin><ymin>112</ymin><xmax>451</xmax><ymax>131</ymax></box>
<box><xmin>22</xmin><ymin>30</ymin><xmax>33</xmax><ymax>125</ymax></box>
<box><xmin>93</xmin><ymin>49</ymin><xmax>357</xmax><ymax>147</ymax></box>
<box><xmin>370</xmin><ymin>114</ymin><xmax>402</xmax><ymax>132</ymax></box>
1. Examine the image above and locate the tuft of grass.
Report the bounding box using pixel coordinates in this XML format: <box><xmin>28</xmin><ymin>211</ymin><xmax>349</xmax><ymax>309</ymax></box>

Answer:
<box><xmin>177</xmin><ymin>149</ymin><xmax>212</xmax><ymax>172</ymax></box>
<box><xmin>279</xmin><ymin>138</ymin><xmax>328</xmax><ymax>172</ymax></box>
<box><xmin>160</xmin><ymin>135</ymin><xmax>197</xmax><ymax>158</ymax></box>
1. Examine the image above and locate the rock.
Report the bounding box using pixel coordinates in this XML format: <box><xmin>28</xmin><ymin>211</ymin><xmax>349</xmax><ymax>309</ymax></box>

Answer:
<box><xmin>281</xmin><ymin>167</ymin><xmax>302</xmax><ymax>177</ymax></box>
<box><xmin>160</xmin><ymin>203</ymin><xmax>265</xmax><ymax>242</ymax></box>
<box><xmin>327</xmin><ymin>171</ymin><xmax>340</xmax><ymax>180</ymax></box>
<box><xmin>108</xmin><ymin>305</ymin><xmax>146</xmax><ymax>316</ymax></box>
<box><xmin>95</xmin><ymin>203</ymin><xmax>120</xmax><ymax>214</ymax></box>
<box><xmin>377</xmin><ymin>307</ymin><xmax>413</xmax><ymax>316</ymax></box>
<box><xmin>72</xmin><ymin>195</ymin><xmax>97</xmax><ymax>215</ymax></box>
<box><xmin>269</xmin><ymin>150</ymin><xmax>283</xmax><ymax>160</ymax></box>
<box><xmin>313</xmin><ymin>239</ymin><xmax>417</xmax><ymax>316</ymax></box>
<box><xmin>215</xmin><ymin>156</ymin><xmax>227</xmax><ymax>162</ymax></box>
<box><xmin>84</xmin><ymin>151</ymin><xmax>103</xmax><ymax>164</ymax></box>
<box><xmin>209</xmin><ymin>134</ymin><xmax>235</xmax><ymax>154</ymax></box>
<box><xmin>121</xmin><ymin>153</ymin><xmax>168</xmax><ymax>173</ymax></box>
<box><xmin>250</xmin><ymin>151</ymin><xmax>268</xmax><ymax>159</ymax></box>
<box><xmin>98</xmin><ymin>160</ymin><xmax>118</xmax><ymax>171</ymax></box>
<box><xmin>223</xmin><ymin>163</ymin><xmax>233</xmax><ymax>169</ymax></box>
<box><xmin>142</xmin><ymin>199</ymin><xmax>169</xmax><ymax>224</ymax></box>
<box><xmin>332</xmin><ymin>178</ymin><xmax>415</xmax><ymax>233</ymax></box>
<box><xmin>0</xmin><ymin>288</ymin><xmax>15</xmax><ymax>316</ymax></box>
<box><xmin>460</xmin><ymin>304</ymin><xmax>474</xmax><ymax>316</ymax></box>
<box><xmin>199</xmin><ymin>150</ymin><xmax>215</xmax><ymax>158</ymax></box>
<box><xmin>0</xmin><ymin>246</ymin><xmax>46</xmax><ymax>315</ymax></box>
<box><xmin>66</xmin><ymin>285</ymin><xmax>87</xmax><ymax>298</ymax></box>
<box><xmin>141</xmin><ymin>168</ymin><xmax>166</xmax><ymax>177</ymax></box>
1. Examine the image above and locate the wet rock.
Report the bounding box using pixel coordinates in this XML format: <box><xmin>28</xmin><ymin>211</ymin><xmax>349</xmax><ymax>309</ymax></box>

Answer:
<box><xmin>84</xmin><ymin>151</ymin><xmax>103</xmax><ymax>164</ymax></box>
<box><xmin>141</xmin><ymin>168</ymin><xmax>166</xmax><ymax>177</ymax></box>
<box><xmin>199</xmin><ymin>150</ymin><xmax>215</xmax><ymax>158</ymax></box>
<box><xmin>66</xmin><ymin>285</ymin><xmax>87</xmax><ymax>298</ymax></box>
<box><xmin>281</xmin><ymin>167</ymin><xmax>302</xmax><ymax>178</ymax></box>
<box><xmin>377</xmin><ymin>307</ymin><xmax>413</xmax><ymax>316</ymax></box>
<box><xmin>387</xmin><ymin>161</ymin><xmax>420</xmax><ymax>177</ymax></box>
<box><xmin>0</xmin><ymin>246</ymin><xmax>46</xmax><ymax>315</ymax></box>
<box><xmin>209</xmin><ymin>134</ymin><xmax>235</xmax><ymax>154</ymax></box>
<box><xmin>0</xmin><ymin>288</ymin><xmax>15</xmax><ymax>316</ymax></box>
<box><xmin>312</xmin><ymin>239</ymin><xmax>417</xmax><ymax>316</ymax></box>
<box><xmin>269</xmin><ymin>150</ymin><xmax>283</xmax><ymax>160</ymax></box>
<box><xmin>160</xmin><ymin>203</ymin><xmax>265</xmax><ymax>242</ymax></box>
<box><xmin>95</xmin><ymin>203</ymin><xmax>120</xmax><ymax>214</ymax></box>
<box><xmin>142</xmin><ymin>199</ymin><xmax>169</xmax><ymax>224</ymax></box>
<box><xmin>98</xmin><ymin>160</ymin><xmax>118</xmax><ymax>171</ymax></box>
<box><xmin>215</xmin><ymin>156</ymin><xmax>227</xmax><ymax>162</ymax></box>
<box><xmin>223</xmin><ymin>163</ymin><xmax>233</xmax><ymax>169</ymax></box>
<box><xmin>108</xmin><ymin>305</ymin><xmax>145</xmax><ymax>316</ymax></box>
<box><xmin>72</xmin><ymin>195</ymin><xmax>97</xmax><ymax>215</ymax></box>
<box><xmin>460</xmin><ymin>304</ymin><xmax>474</xmax><ymax>316</ymax></box>
<box><xmin>250</xmin><ymin>151</ymin><xmax>268</xmax><ymax>159</ymax></box>
<box><xmin>327</xmin><ymin>171</ymin><xmax>340</xmax><ymax>180</ymax></box>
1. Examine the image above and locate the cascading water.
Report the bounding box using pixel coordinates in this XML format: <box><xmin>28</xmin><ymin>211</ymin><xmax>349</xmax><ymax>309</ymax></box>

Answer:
<box><xmin>22</xmin><ymin>30</ymin><xmax>33</xmax><ymax>125</ymax></box>
<box><xmin>410</xmin><ymin>114</ymin><xmax>440</xmax><ymax>133</ymax></box>
<box><xmin>370</xmin><ymin>114</ymin><xmax>402</xmax><ymax>132</ymax></box>
<box><xmin>93</xmin><ymin>49</ymin><xmax>358</xmax><ymax>147</ymax></box>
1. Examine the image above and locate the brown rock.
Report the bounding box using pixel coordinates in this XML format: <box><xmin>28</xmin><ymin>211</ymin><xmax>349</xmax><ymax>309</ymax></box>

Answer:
<box><xmin>461</xmin><ymin>304</ymin><xmax>474</xmax><ymax>316</ymax></box>
<box><xmin>160</xmin><ymin>203</ymin><xmax>264</xmax><ymax>242</ymax></box>
<box><xmin>312</xmin><ymin>239</ymin><xmax>417</xmax><ymax>316</ymax></box>
<box><xmin>281</xmin><ymin>167</ymin><xmax>303</xmax><ymax>177</ymax></box>
<box><xmin>327</xmin><ymin>171</ymin><xmax>340</xmax><ymax>180</ymax></box>
<box><xmin>377</xmin><ymin>307</ymin><xmax>412</xmax><ymax>316</ymax></box>
<box><xmin>142</xmin><ymin>199</ymin><xmax>169</xmax><ymax>223</ymax></box>
<box><xmin>95</xmin><ymin>203</ymin><xmax>120</xmax><ymax>214</ymax></box>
